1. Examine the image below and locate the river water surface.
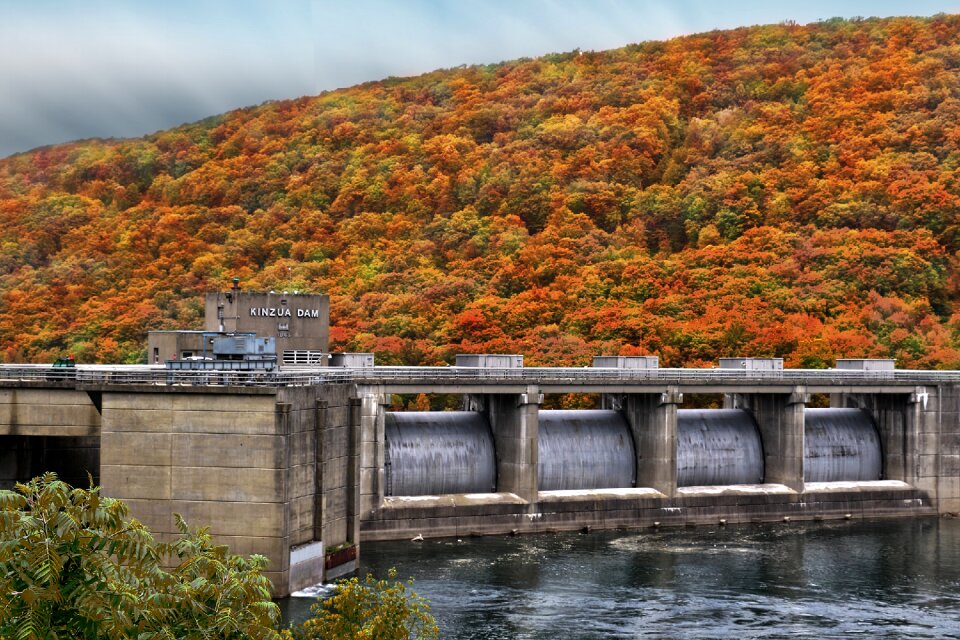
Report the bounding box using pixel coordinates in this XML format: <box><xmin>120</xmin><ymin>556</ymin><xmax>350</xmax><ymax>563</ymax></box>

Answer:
<box><xmin>281</xmin><ymin>518</ymin><xmax>960</xmax><ymax>638</ymax></box>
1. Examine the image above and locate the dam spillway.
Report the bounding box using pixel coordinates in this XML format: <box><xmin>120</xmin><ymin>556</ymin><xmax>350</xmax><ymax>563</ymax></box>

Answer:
<box><xmin>384</xmin><ymin>410</ymin><xmax>638</xmax><ymax>496</ymax></box>
<box><xmin>381</xmin><ymin>406</ymin><xmax>883</xmax><ymax>496</ymax></box>
<box><xmin>537</xmin><ymin>410</ymin><xmax>636</xmax><ymax>491</ymax></box>
<box><xmin>676</xmin><ymin>409</ymin><xmax>764</xmax><ymax>487</ymax></box>
<box><xmin>384</xmin><ymin>411</ymin><xmax>496</xmax><ymax>496</ymax></box>
<box><xmin>804</xmin><ymin>408</ymin><xmax>882</xmax><ymax>482</ymax></box>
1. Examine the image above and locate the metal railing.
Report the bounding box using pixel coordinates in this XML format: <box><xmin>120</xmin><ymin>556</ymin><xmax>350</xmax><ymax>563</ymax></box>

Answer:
<box><xmin>0</xmin><ymin>363</ymin><xmax>955</xmax><ymax>389</ymax></box>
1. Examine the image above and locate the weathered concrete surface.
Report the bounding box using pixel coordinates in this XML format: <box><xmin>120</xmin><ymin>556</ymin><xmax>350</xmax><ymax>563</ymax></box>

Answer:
<box><xmin>0</xmin><ymin>388</ymin><xmax>100</xmax><ymax>436</ymax></box>
<box><xmin>731</xmin><ymin>389</ymin><xmax>807</xmax><ymax>492</ymax></box>
<box><xmin>620</xmin><ymin>390</ymin><xmax>680</xmax><ymax>496</ymax></box>
<box><xmin>100</xmin><ymin>389</ymin><xmax>297</xmax><ymax>592</ymax></box>
<box><xmin>357</xmin><ymin>389</ymin><xmax>387</xmax><ymax>519</ymax></box>
<box><xmin>916</xmin><ymin>385</ymin><xmax>960</xmax><ymax>514</ymax></box>
<box><xmin>837</xmin><ymin>385</ymin><xmax>960</xmax><ymax>514</ymax></box>
<box><xmin>838</xmin><ymin>392</ymin><xmax>914</xmax><ymax>484</ymax></box>
<box><xmin>3</xmin><ymin>374</ymin><xmax>959</xmax><ymax>597</ymax></box>
<box><xmin>486</xmin><ymin>387</ymin><xmax>541</xmax><ymax>502</ymax></box>
<box><xmin>100</xmin><ymin>384</ymin><xmax>356</xmax><ymax>596</ymax></box>
<box><xmin>361</xmin><ymin>483</ymin><xmax>936</xmax><ymax>541</ymax></box>
<box><xmin>277</xmin><ymin>385</ymin><xmax>357</xmax><ymax>570</ymax></box>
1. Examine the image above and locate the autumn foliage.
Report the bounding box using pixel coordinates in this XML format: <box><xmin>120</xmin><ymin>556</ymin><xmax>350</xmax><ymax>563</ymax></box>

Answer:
<box><xmin>2</xmin><ymin>15</ymin><xmax>960</xmax><ymax>367</ymax></box>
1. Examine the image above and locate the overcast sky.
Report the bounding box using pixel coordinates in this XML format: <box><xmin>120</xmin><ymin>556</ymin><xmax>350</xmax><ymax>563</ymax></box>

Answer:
<box><xmin>1</xmin><ymin>0</ymin><xmax>958</xmax><ymax>158</ymax></box>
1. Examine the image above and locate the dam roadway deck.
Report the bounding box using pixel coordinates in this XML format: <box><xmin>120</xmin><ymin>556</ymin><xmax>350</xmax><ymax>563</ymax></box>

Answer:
<box><xmin>0</xmin><ymin>362</ymin><xmax>947</xmax><ymax>393</ymax></box>
<box><xmin>0</xmin><ymin>363</ymin><xmax>956</xmax><ymax>596</ymax></box>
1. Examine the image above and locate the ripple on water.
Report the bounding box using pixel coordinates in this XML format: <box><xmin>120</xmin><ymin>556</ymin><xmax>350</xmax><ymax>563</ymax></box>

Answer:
<box><xmin>280</xmin><ymin>519</ymin><xmax>960</xmax><ymax>639</ymax></box>
<box><xmin>609</xmin><ymin>534</ymin><xmax>766</xmax><ymax>556</ymax></box>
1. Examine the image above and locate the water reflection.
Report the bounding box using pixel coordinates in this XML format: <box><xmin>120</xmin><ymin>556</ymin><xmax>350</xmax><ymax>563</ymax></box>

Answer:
<box><xmin>280</xmin><ymin>519</ymin><xmax>960</xmax><ymax>639</ymax></box>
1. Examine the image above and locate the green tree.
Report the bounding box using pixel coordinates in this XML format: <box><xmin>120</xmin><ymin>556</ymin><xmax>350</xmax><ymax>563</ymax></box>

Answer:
<box><xmin>284</xmin><ymin>568</ymin><xmax>439</xmax><ymax>640</ymax></box>
<box><xmin>0</xmin><ymin>473</ymin><xmax>280</xmax><ymax>640</ymax></box>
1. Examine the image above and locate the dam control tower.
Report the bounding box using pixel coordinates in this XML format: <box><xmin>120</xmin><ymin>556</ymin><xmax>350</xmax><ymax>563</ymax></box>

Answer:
<box><xmin>148</xmin><ymin>281</ymin><xmax>330</xmax><ymax>365</ymax></box>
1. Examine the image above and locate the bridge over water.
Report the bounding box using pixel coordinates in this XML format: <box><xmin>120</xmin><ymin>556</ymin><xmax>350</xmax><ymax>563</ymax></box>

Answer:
<box><xmin>0</xmin><ymin>363</ymin><xmax>956</xmax><ymax>596</ymax></box>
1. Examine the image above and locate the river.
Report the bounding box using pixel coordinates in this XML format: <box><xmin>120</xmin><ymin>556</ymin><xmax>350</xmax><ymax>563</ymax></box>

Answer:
<box><xmin>280</xmin><ymin>517</ymin><xmax>960</xmax><ymax>638</ymax></box>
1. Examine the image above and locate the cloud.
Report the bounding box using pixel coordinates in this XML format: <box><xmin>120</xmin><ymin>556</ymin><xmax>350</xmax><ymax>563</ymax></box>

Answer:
<box><xmin>311</xmin><ymin>0</ymin><xmax>673</xmax><ymax>91</ymax></box>
<box><xmin>0</xmin><ymin>0</ymin><xmax>314</xmax><ymax>157</ymax></box>
<box><xmin>310</xmin><ymin>0</ymin><xmax>960</xmax><ymax>96</ymax></box>
<box><xmin>2</xmin><ymin>0</ymin><xmax>958</xmax><ymax>157</ymax></box>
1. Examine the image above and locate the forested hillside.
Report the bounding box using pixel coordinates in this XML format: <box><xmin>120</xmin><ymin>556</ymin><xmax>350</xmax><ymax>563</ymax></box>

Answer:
<box><xmin>2</xmin><ymin>15</ymin><xmax>960</xmax><ymax>367</ymax></box>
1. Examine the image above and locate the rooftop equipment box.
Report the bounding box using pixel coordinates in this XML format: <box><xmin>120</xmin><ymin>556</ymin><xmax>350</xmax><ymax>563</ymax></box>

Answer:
<box><xmin>592</xmin><ymin>356</ymin><xmax>659</xmax><ymax>369</ymax></box>
<box><xmin>213</xmin><ymin>335</ymin><xmax>275</xmax><ymax>357</ymax></box>
<box><xmin>835</xmin><ymin>359</ymin><xmax>896</xmax><ymax>371</ymax></box>
<box><xmin>718</xmin><ymin>357</ymin><xmax>784</xmax><ymax>371</ymax></box>
<box><xmin>329</xmin><ymin>352</ymin><xmax>375</xmax><ymax>368</ymax></box>
<box><xmin>455</xmin><ymin>354</ymin><xmax>523</xmax><ymax>368</ymax></box>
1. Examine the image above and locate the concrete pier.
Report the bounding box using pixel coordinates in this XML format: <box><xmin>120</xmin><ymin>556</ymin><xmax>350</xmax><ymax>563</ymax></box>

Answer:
<box><xmin>730</xmin><ymin>389</ymin><xmax>807</xmax><ymax>491</ymax></box>
<box><xmin>486</xmin><ymin>387</ymin><xmax>541</xmax><ymax>502</ymax></box>
<box><xmin>620</xmin><ymin>389</ymin><xmax>680</xmax><ymax>496</ymax></box>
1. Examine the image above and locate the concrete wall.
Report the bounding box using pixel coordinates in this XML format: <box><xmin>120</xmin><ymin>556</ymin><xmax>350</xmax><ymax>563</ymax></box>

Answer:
<box><xmin>3</xmin><ymin>377</ymin><xmax>959</xmax><ymax>596</ymax></box>
<box><xmin>0</xmin><ymin>387</ymin><xmax>101</xmax><ymax>489</ymax></box>
<box><xmin>147</xmin><ymin>332</ymin><xmax>211</xmax><ymax>363</ymax></box>
<box><xmin>99</xmin><ymin>389</ymin><xmax>301</xmax><ymax>593</ymax></box>
<box><xmin>314</xmin><ymin>387</ymin><xmax>358</xmax><ymax>548</ymax></box>
<box><xmin>620</xmin><ymin>390</ymin><xmax>680</xmax><ymax>496</ymax></box>
<box><xmin>362</xmin><ymin>384</ymin><xmax>956</xmax><ymax>541</ymax></box>
<box><xmin>0</xmin><ymin>388</ymin><xmax>100</xmax><ymax>437</ymax></box>
<box><xmin>832</xmin><ymin>386</ymin><xmax>960</xmax><ymax>514</ymax></box>
<box><xmin>99</xmin><ymin>384</ymin><xmax>362</xmax><ymax>596</ymax></box>
<box><xmin>358</xmin><ymin>390</ymin><xmax>387</xmax><ymax>518</ymax></box>
<box><xmin>838</xmin><ymin>392</ymin><xmax>914</xmax><ymax>483</ymax></box>
<box><xmin>915</xmin><ymin>385</ymin><xmax>960</xmax><ymax>514</ymax></box>
<box><xmin>363</xmin><ymin>484</ymin><xmax>936</xmax><ymax>541</ymax></box>
<box><xmin>276</xmin><ymin>385</ymin><xmax>358</xmax><ymax>589</ymax></box>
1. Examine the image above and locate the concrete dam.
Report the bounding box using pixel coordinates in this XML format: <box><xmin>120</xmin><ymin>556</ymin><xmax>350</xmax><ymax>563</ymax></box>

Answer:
<box><xmin>0</xmin><ymin>357</ymin><xmax>957</xmax><ymax>597</ymax></box>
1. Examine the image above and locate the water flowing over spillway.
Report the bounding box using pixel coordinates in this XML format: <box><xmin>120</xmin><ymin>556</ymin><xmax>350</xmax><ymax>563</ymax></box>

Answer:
<box><xmin>676</xmin><ymin>409</ymin><xmax>764</xmax><ymax>486</ymax></box>
<box><xmin>384</xmin><ymin>411</ymin><xmax>496</xmax><ymax>495</ymax></box>
<box><xmin>804</xmin><ymin>408</ymin><xmax>882</xmax><ymax>482</ymax></box>
<box><xmin>383</xmin><ymin>406</ymin><xmax>885</xmax><ymax>496</ymax></box>
<box><xmin>537</xmin><ymin>410</ymin><xmax>635</xmax><ymax>491</ymax></box>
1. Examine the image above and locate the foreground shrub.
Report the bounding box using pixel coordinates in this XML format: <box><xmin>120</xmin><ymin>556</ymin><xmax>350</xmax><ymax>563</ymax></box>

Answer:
<box><xmin>0</xmin><ymin>473</ymin><xmax>280</xmax><ymax>640</ymax></box>
<box><xmin>284</xmin><ymin>568</ymin><xmax>439</xmax><ymax>640</ymax></box>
